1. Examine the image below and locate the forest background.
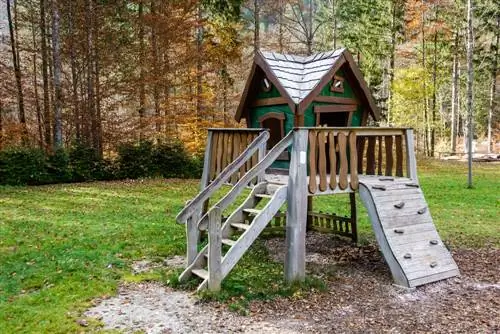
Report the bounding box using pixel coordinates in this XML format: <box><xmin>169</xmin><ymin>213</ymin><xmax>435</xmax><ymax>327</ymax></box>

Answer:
<box><xmin>0</xmin><ymin>0</ymin><xmax>498</xmax><ymax>184</ymax></box>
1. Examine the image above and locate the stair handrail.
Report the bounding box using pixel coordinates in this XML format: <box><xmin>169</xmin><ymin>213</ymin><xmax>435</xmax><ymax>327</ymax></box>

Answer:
<box><xmin>198</xmin><ymin>130</ymin><xmax>294</xmax><ymax>230</ymax></box>
<box><xmin>176</xmin><ymin>130</ymin><xmax>270</xmax><ymax>224</ymax></box>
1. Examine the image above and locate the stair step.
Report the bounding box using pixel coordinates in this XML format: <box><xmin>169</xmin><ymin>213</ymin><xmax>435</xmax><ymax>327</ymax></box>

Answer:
<box><xmin>192</xmin><ymin>269</ymin><xmax>209</xmax><ymax>280</ymax></box>
<box><xmin>255</xmin><ymin>194</ymin><xmax>272</xmax><ymax>199</ymax></box>
<box><xmin>243</xmin><ymin>208</ymin><xmax>262</xmax><ymax>215</ymax></box>
<box><xmin>231</xmin><ymin>223</ymin><xmax>250</xmax><ymax>230</ymax></box>
<box><xmin>222</xmin><ymin>238</ymin><xmax>237</xmax><ymax>246</ymax></box>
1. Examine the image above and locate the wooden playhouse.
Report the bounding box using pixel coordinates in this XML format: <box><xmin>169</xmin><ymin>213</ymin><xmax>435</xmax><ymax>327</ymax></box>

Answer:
<box><xmin>176</xmin><ymin>48</ymin><xmax>459</xmax><ymax>292</ymax></box>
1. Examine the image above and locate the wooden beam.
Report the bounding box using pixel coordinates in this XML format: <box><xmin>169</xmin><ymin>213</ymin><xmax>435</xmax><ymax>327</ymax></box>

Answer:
<box><xmin>285</xmin><ymin>129</ymin><xmax>308</xmax><ymax>283</ymax></box>
<box><xmin>313</xmin><ymin>96</ymin><xmax>358</xmax><ymax>105</ymax></box>
<box><xmin>252</xmin><ymin>97</ymin><xmax>288</xmax><ymax>107</ymax></box>
<box><xmin>208</xmin><ymin>206</ymin><xmax>222</xmax><ymax>291</ymax></box>
<box><xmin>405</xmin><ymin>129</ymin><xmax>418</xmax><ymax>181</ymax></box>
<box><xmin>314</xmin><ymin>104</ymin><xmax>358</xmax><ymax>113</ymax></box>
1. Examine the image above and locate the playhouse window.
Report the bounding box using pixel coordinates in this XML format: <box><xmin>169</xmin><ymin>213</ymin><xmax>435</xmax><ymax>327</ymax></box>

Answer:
<box><xmin>314</xmin><ymin>104</ymin><xmax>357</xmax><ymax>127</ymax></box>
<box><xmin>331</xmin><ymin>75</ymin><xmax>345</xmax><ymax>93</ymax></box>
<box><xmin>261</xmin><ymin>77</ymin><xmax>272</xmax><ymax>92</ymax></box>
<box><xmin>258</xmin><ymin>112</ymin><xmax>285</xmax><ymax>149</ymax></box>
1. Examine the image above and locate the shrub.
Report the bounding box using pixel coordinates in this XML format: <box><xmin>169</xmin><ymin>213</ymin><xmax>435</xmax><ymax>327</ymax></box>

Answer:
<box><xmin>117</xmin><ymin>141</ymin><xmax>156</xmax><ymax>179</ymax></box>
<box><xmin>68</xmin><ymin>143</ymin><xmax>115</xmax><ymax>182</ymax></box>
<box><xmin>0</xmin><ymin>148</ymin><xmax>49</xmax><ymax>185</ymax></box>
<box><xmin>46</xmin><ymin>148</ymin><xmax>72</xmax><ymax>183</ymax></box>
<box><xmin>154</xmin><ymin>141</ymin><xmax>197</xmax><ymax>178</ymax></box>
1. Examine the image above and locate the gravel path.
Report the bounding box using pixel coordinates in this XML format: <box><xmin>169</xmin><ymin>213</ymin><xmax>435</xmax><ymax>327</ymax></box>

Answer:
<box><xmin>84</xmin><ymin>233</ymin><xmax>499</xmax><ymax>333</ymax></box>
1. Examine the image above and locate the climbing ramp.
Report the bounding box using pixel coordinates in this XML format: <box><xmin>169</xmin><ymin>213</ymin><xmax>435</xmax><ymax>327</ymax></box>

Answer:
<box><xmin>358</xmin><ymin>176</ymin><xmax>460</xmax><ymax>288</ymax></box>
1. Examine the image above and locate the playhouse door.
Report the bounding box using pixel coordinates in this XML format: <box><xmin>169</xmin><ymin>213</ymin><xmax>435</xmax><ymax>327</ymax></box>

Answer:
<box><xmin>258</xmin><ymin>112</ymin><xmax>289</xmax><ymax>161</ymax></box>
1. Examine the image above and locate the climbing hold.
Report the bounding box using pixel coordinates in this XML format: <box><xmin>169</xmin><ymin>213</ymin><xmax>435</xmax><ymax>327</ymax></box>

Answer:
<box><xmin>430</xmin><ymin>262</ymin><xmax>438</xmax><ymax>268</ymax></box>
<box><xmin>379</xmin><ymin>177</ymin><xmax>394</xmax><ymax>181</ymax></box>
<box><xmin>372</xmin><ymin>185</ymin><xmax>386</xmax><ymax>191</ymax></box>
<box><xmin>417</xmin><ymin>207</ymin><xmax>427</xmax><ymax>214</ymax></box>
<box><xmin>394</xmin><ymin>201</ymin><xmax>405</xmax><ymax>209</ymax></box>
<box><xmin>430</xmin><ymin>240</ymin><xmax>438</xmax><ymax>245</ymax></box>
<box><xmin>405</xmin><ymin>183</ymin><xmax>420</xmax><ymax>188</ymax></box>
<box><xmin>394</xmin><ymin>229</ymin><xmax>404</xmax><ymax>234</ymax></box>
<box><xmin>404</xmin><ymin>253</ymin><xmax>412</xmax><ymax>259</ymax></box>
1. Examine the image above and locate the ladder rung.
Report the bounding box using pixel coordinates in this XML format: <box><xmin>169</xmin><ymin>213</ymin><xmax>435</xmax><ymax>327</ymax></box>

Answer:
<box><xmin>222</xmin><ymin>238</ymin><xmax>237</xmax><ymax>246</ymax></box>
<box><xmin>192</xmin><ymin>269</ymin><xmax>208</xmax><ymax>280</ymax></box>
<box><xmin>243</xmin><ymin>208</ymin><xmax>262</xmax><ymax>215</ymax></box>
<box><xmin>231</xmin><ymin>223</ymin><xmax>250</xmax><ymax>230</ymax></box>
<box><xmin>255</xmin><ymin>194</ymin><xmax>272</xmax><ymax>199</ymax></box>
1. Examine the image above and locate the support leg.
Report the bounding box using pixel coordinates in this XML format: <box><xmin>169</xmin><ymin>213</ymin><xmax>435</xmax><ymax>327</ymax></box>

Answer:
<box><xmin>350</xmin><ymin>192</ymin><xmax>358</xmax><ymax>243</ymax></box>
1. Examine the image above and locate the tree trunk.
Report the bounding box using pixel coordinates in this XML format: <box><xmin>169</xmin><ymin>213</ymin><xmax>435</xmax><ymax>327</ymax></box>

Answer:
<box><xmin>388</xmin><ymin>0</ymin><xmax>399</xmax><ymax>125</ymax></box>
<box><xmin>86</xmin><ymin>0</ymin><xmax>97</xmax><ymax>151</ymax></box>
<box><xmin>196</xmin><ymin>4</ymin><xmax>203</xmax><ymax>141</ymax></box>
<box><xmin>278</xmin><ymin>0</ymin><xmax>284</xmax><ymax>53</ymax></box>
<box><xmin>0</xmin><ymin>100</ymin><xmax>3</xmax><ymax>150</ymax></box>
<box><xmin>254</xmin><ymin>0</ymin><xmax>260</xmax><ymax>54</ymax></box>
<box><xmin>40</xmin><ymin>0</ymin><xmax>51</xmax><ymax>148</ymax></box>
<box><xmin>93</xmin><ymin>13</ymin><xmax>103</xmax><ymax>157</ymax></box>
<box><xmin>7</xmin><ymin>0</ymin><xmax>27</xmax><ymax>141</ymax></box>
<box><xmin>450</xmin><ymin>30</ymin><xmax>459</xmax><ymax>152</ymax></box>
<box><xmin>466</xmin><ymin>0</ymin><xmax>474</xmax><ymax>188</ymax></box>
<box><xmin>51</xmin><ymin>0</ymin><xmax>63</xmax><ymax>149</ymax></box>
<box><xmin>31</xmin><ymin>10</ymin><xmax>44</xmax><ymax>148</ymax></box>
<box><xmin>430</xmin><ymin>14</ymin><xmax>438</xmax><ymax>157</ymax></box>
<box><xmin>487</xmin><ymin>16</ymin><xmax>499</xmax><ymax>154</ymax></box>
<box><xmin>151</xmin><ymin>1</ymin><xmax>162</xmax><ymax>138</ymax></box>
<box><xmin>69</xmin><ymin>0</ymin><xmax>80</xmax><ymax>141</ymax></box>
<box><xmin>421</xmin><ymin>0</ymin><xmax>429</xmax><ymax>156</ymax></box>
<box><xmin>138</xmin><ymin>0</ymin><xmax>146</xmax><ymax>141</ymax></box>
<box><xmin>332</xmin><ymin>0</ymin><xmax>337</xmax><ymax>49</ymax></box>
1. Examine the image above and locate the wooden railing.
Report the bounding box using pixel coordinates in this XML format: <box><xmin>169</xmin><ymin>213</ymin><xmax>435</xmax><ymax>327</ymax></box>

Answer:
<box><xmin>206</xmin><ymin>129</ymin><xmax>266</xmax><ymax>185</ymax></box>
<box><xmin>176</xmin><ymin>129</ymin><xmax>269</xmax><ymax>266</ymax></box>
<box><xmin>306</xmin><ymin>127</ymin><xmax>417</xmax><ymax>194</ymax></box>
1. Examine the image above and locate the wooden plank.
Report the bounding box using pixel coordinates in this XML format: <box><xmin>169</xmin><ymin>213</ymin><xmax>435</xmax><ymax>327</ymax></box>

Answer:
<box><xmin>295</xmin><ymin>127</ymin><xmax>406</xmax><ymax>137</ymax></box>
<box><xmin>405</xmin><ymin>129</ymin><xmax>418</xmax><ymax>181</ymax></box>
<box><xmin>387</xmin><ymin>230</ymin><xmax>441</xmax><ymax>246</ymax></box>
<box><xmin>230</xmin><ymin>133</ymin><xmax>240</xmax><ymax>184</ymax></box>
<box><xmin>385</xmin><ymin>135</ymin><xmax>394</xmax><ymax>176</ymax></box>
<box><xmin>329</xmin><ymin>132</ymin><xmax>337</xmax><ymax>190</ymax></box>
<box><xmin>366</xmin><ymin>136</ymin><xmax>376</xmax><ymax>175</ymax></box>
<box><xmin>252</xmin><ymin>97</ymin><xmax>288</xmax><ymax>107</ymax></box>
<box><xmin>318</xmin><ymin>131</ymin><xmax>328</xmax><ymax>191</ymax></box>
<box><xmin>208</xmin><ymin>207</ymin><xmax>222</xmax><ymax>291</ymax></box>
<box><xmin>338</xmin><ymin>132</ymin><xmax>348</xmax><ymax>190</ymax></box>
<box><xmin>239</xmin><ymin>133</ymin><xmax>247</xmax><ymax>177</ymax></box>
<box><xmin>257</xmin><ymin>141</ymin><xmax>266</xmax><ymax>183</ymax></box>
<box><xmin>395</xmin><ymin>135</ymin><xmax>404</xmax><ymax>177</ymax></box>
<box><xmin>176</xmin><ymin>131</ymin><xmax>269</xmax><ymax>223</ymax></box>
<box><xmin>357</xmin><ymin>137</ymin><xmax>366</xmax><ymax>174</ymax></box>
<box><xmin>226</xmin><ymin>133</ymin><xmax>233</xmax><ymax>174</ymax></box>
<box><xmin>349</xmin><ymin>131</ymin><xmax>358</xmax><ymax>190</ymax></box>
<box><xmin>186</xmin><ymin>216</ymin><xmax>199</xmax><ymax>267</ymax></box>
<box><xmin>285</xmin><ymin>129</ymin><xmax>309</xmax><ymax>283</ymax></box>
<box><xmin>350</xmin><ymin>192</ymin><xmax>357</xmax><ymax>243</ymax></box>
<box><xmin>408</xmin><ymin>269</ymin><xmax>460</xmax><ymax>287</ymax></box>
<box><xmin>221</xmin><ymin>132</ymin><xmax>229</xmax><ymax>171</ymax></box>
<box><xmin>313</xmin><ymin>95</ymin><xmax>358</xmax><ymax>105</ymax></box>
<box><xmin>209</xmin><ymin>132</ymin><xmax>218</xmax><ymax>181</ymax></box>
<box><xmin>246</xmin><ymin>133</ymin><xmax>253</xmax><ymax>173</ymax></box>
<box><xmin>308</xmin><ymin>131</ymin><xmax>318</xmax><ymax>193</ymax></box>
<box><xmin>216</xmin><ymin>132</ymin><xmax>224</xmax><ymax>176</ymax></box>
<box><xmin>314</xmin><ymin>104</ymin><xmax>358</xmax><ymax>113</ymax></box>
<box><xmin>377</xmin><ymin>136</ymin><xmax>383</xmax><ymax>176</ymax></box>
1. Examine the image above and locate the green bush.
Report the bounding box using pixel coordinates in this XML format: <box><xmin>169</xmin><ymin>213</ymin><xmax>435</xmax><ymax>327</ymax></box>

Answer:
<box><xmin>0</xmin><ymin>140</ymin><xmax>200</xmax><ymax>186</ymax></box>
<box><xmin>0</xmin><ymin>148</ymin><xmax>49</xmax><ymax>185</ymax></box>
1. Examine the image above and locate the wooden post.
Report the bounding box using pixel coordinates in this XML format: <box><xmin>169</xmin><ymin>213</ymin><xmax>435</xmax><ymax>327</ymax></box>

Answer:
<box><xmin>200</xmin><ymin>131</ymin><xmax>214</xmax><ymax>215</ymax></box>
<box><xmin>404</xmin><ymin>129</ymin><xmax>418</xmax><ymax>182</ymax></box>
<box><xmin>186</xmin><ymin>215</ymin><xmax>198</xmax><ymax>266</ymax></box>
<box><xmin>257</xmin><ymin>139</ymin><xmax>266</xmax><ymax>183</ymax></box>
<box><xmin>285</xmin><ymin>129</ymin><xmax>308</xmax><ymax>283</ymax></box>
<box><xmin>208</xmin><ymin>206</ymin><xmax>222</xmax><ymax>291</ymax></box>
<box><xmin>349</xmin><ymin>192</ymin><xmax>357</xmax><ymax>243</ymax></box>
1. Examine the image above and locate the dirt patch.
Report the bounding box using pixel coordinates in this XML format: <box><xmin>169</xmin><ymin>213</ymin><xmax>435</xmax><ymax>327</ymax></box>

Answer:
<box><xmin>85</xmin><ymin>236</ymin><xmax>499</xmax><ymax>333</ymax></box>
<box><xmin>84</xmin><ymin>283</ymin><xmax>309</xmax><ymax>333</ymax></box>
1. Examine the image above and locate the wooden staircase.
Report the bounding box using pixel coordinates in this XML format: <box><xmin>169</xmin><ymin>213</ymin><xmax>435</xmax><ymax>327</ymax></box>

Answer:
<box><xmin>179</xmin><ymin>182</ymin><xmax>287</xmax><ymax>291</ymax></box>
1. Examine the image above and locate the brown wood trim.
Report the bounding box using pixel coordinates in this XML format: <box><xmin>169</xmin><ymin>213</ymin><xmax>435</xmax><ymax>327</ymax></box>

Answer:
<box><xmin>258</xmin><ymin>112</ymin><xmax>286</xmax><ymax>122</ymax></box>
<box><xmin>252</xmin><ymin>97</ymin><xmax>288</xmax><ymax>107</ymax></box>
<box><xmin>298</xmin><ymin>56</ymin><xmax>347</xmax><ymax>114</ymax></box>
<box><xmin>342</xmin><ymin>50</ymin><xmax>381</xmax><ymax>121</ymax></box>
<box><xmin>314</xmin><ymin>104</ymin><xmax>358</xmax><ymax>114</ymax></box>
<box><xmin>313</xmin><ymin>96</ymin><xmax>358</xmax><ymax>105</ymax></box>
<box><xmin>235</xmin><ymin>62</ymin><xmax>257</xmax><ymax>122</ymax></box>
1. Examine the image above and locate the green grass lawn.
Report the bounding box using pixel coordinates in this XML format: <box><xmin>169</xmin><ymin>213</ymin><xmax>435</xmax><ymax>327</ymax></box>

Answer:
<box><xmin>0</xmin><ymin>160</ymin><xmax>498</xmax><ymax>332</ymax></box>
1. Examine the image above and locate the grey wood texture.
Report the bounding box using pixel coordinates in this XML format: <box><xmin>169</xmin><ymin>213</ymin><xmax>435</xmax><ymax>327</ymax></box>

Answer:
<box><xmin>405</xmin><ymin>129</ymin><xmax>418</xmax><ymax>181</ymax></box>
<box><xmin>285</xmin><ymin>129</ymin><xmax>309</xmax><ymax>283</ymax></box>
<box><xmin>185</xmin><ymin>216</ymin><xmax>199</xmax><ymax>267</ymax></box>
<box><xmin>198</xmin><ymin>131</ymin><xmax>294</xmax><ymax>230</ymax></box>
<box><xmin>176</xmin><ymin>130</ymin><xmax>269</xmax><ymax>224</ymax></box>
<box><xmin>260</xmin><ymin>49</ymin><xmax>344</xmax><ymax>103</ymax></box>
<box><xmin>208</xmin><ymin>207</ymin><xmax>222</xmax><ymax>291</ymax></box>
<box><xmin>358</xmin><ymin>177</ymin><xmax>459</xmax><ymax>288</ymax></box>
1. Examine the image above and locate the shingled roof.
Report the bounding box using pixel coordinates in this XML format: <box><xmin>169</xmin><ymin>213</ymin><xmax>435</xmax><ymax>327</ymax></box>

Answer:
<box><xmin>235</xmin><ymin>48</ymin><xmax>380</xmax><ymax>122</ymax></box>
<box><xmin>259</xmin><ymin>49</ymin><xmax>345</xmax><ymax>104</ymax></box>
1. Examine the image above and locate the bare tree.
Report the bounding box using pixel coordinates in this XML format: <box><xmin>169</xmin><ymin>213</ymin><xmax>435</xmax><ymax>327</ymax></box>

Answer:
<box><xmin>466</xmin><ymin>0</ymin><xmax>474</xmax><ymax>188</ymax></box>
<box><xmin>51</xmin><ymin>0</ymin><xmax>63</xmax><ymax>148</ymax></box>
<box><xmin>487</xmin><ymin>16</ymin><xmax>499</xmax><ymax>154</ymax></box>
